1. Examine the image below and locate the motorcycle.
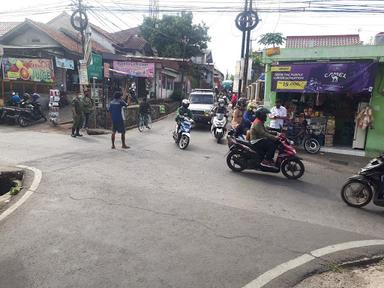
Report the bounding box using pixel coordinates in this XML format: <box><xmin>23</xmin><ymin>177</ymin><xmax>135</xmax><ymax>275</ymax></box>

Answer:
<box><xmin>226</xmin><ymin>130</ymin><xmax>305</xmax><ymax>179</ymax></box>
<box><xmin>211</xmin><ymin>113</ymin><xmax>227</xmax><ymax>143</ymax></box>
<box><xmin>287</xmin><ymin>120</ymin><xmax>321</xmax><ymax>154</ymax></box>
<box><xmin>173</xmin><ymin>116</ymin><xmax>194</xmax><ymax>150</ymax></box>
<box><xmin>341</xmin><ymin>154</ymin><xmax>384</xmax><ymax>208</ymax></box>
<box><xmin>17</xmin><ymin>101</ymin><xmax>47</xmax><ymax>127</ymax></box>
<box><xmin>0</xmin><ymin>106</ymin><xmax>20</xmax><ymax>124</ymax></box>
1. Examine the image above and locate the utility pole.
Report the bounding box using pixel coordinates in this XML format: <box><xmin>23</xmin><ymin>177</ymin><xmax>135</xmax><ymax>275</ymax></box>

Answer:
<box><xmin>149</xmin><ymin>0</ymin><xmax>159</xmax><ymax>19</ymax></box>
<box><xmin>235</xmin><ymin>0</ymin><xmax>259</xmax><ymax>98</ymax></box>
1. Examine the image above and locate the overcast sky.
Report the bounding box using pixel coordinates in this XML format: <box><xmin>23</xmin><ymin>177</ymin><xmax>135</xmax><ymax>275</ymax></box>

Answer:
<box><xmin>1</xmin><ymin>0</ymin><xmax>384</xmax><ymax>75</ymax></box>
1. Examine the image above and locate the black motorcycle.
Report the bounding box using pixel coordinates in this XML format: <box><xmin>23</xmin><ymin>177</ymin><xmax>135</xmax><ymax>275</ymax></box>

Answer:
<box><xmin>0</xmin><ymin>106</ymin><xmax>21</xmax><ymax>124</ymax></box>
<box><xmin>287</xmin><ymin>120</ymin><xmax>321</xmax><ymax>154</ymax></box>
<box><xmin>17</xmin><ymin>102</ymin><xmax>47</xmax><ymax>127</ymax></box>
<box><xmin>341</xmin><ymin>154</ymin><xmax>384</xmax><ymax>208</ymax></box>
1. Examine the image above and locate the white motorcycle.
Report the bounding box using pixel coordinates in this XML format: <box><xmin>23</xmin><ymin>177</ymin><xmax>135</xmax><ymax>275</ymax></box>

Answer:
<box><xmin>211</xmin><ymin>113</ymin><xmax>227</xmax><ymax>143</ymax></box>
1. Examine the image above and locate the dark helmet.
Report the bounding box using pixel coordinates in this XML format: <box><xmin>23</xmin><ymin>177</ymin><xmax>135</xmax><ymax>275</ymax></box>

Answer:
<box><xmin>237</xmin><ymin>98</ymin><xmax>247</xmax><ymax>109</ymax></box>
<box><xmin>218</xmin><ymin>98</ymin><xmax>225</xmax><ymax>107</ymax></box>
<box><xmin>182</xmin><ymin>99</ymin><xmax>190</xmax><ymax>109</ymax></box>
<box><xmin>255</xmin><ymin>106</ymin><xmax>271</xmax><ymax>122</ymax></box>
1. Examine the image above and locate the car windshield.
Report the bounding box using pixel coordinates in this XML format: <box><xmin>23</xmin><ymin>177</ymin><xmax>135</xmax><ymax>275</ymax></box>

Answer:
<box><xmin>190</xmin><ymin>94</ymin><xmax>214</xmax><ymax>104</ymax></box>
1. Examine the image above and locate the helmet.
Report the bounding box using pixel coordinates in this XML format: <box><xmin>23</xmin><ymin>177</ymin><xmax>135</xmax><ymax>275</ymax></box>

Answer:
<box><xmin>247</xmin><ymin>101</ymin><xmax>257</xmax><ymax>112</ymax></box>
<box><xmin>255</xmin><ymin>107</ymin><xmax>271</xmax><ymax>122</ymax></box>
<box><xmin>182</xmin><ymin>99</ymin><xmax>190</xmax><ymax>109</ymax></box>
<box><xmin>237</xmin><ymin>98</ymin><xmax>247</xmax><ymax>109</ymax></box>
<box><xmin>218</xmin><ymin>98</ymin><xmax>225</xmax><ymax>107</ymax></box>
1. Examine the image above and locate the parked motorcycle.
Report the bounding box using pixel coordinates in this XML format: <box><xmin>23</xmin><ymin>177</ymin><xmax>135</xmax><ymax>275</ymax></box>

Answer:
<box><xmin>226</xmin><ymin>131</ymin><xmax>305</xmax><ymax>179</ymax></box>
<box><xmin>173</xmin><ymin>116</ymin><xmax>194</xmax><ymax>150</ymax></box>
<box><xmin>17</xmin><ymin>102</ymin><xmax>47</xmax><ymax>127</ymax></box>
<box><xmin>211</xmin><ymin>113</ymin><xmax>227</xmax><ymax>143</ymax></box>
<box><xmin>287</xmin><ymin>120</ymin><xmax>321</xmax><ymax>154</ymax></box>
<box><xmin>341</xmin><ymin>154</ymin><xmax>384</xmax><ymax>208</ymax></box>
<box><xmin>0</xmin><ymin>106</ymin><xmax>20</xmax><ymax>124</ymax></box>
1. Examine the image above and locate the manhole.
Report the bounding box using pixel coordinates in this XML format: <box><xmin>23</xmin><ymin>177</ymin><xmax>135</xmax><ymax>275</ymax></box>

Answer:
<box><xmin>0</xmin><ymin>178</ymin><xmax>14</xmax><ymax>196</ymax></box>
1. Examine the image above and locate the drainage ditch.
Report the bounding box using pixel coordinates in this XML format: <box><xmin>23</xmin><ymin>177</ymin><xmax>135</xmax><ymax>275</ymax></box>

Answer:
<box><xmin>0</xmin><ymin>169</ymin><xmax>24</xmax><ymax>196</ymax></box>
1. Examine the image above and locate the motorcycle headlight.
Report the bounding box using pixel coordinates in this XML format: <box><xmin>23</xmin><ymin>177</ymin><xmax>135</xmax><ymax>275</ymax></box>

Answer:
<box><xmin>204</xmin><ymin>110</ymin><xmax>210</xmax><ymax>116</ymax></box>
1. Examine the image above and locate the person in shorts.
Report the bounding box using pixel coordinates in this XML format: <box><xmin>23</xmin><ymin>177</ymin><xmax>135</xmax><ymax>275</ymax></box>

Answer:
<box><xmin>109</xmin><ymin>92</ymin><xmax>129</xmax><ymax>149</ymax></box>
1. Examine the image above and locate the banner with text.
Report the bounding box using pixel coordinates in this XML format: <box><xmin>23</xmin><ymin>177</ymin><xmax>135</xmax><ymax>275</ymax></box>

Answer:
<box><xmin>2</xmin><ymin>58</ymin><xmax>55</xmax><ymax>82</ymax></box>
<box><xmin>271</xmin><ymin>61</ymin><xmax>378</xmax><ymax>94</ymax></box>
<box><xmin>113</xmin><ymin>61</ymin><xmax>155</xmax><ymax>78</ymax></box>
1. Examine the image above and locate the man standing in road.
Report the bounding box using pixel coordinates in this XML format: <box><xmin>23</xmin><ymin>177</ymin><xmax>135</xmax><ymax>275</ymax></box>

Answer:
<box><xmin>71</xmin><ymin>92</ymin><xmax>84</xmax><ymax>137</ymax></box>
<box><xmin>269</xmin><ymin>99</ymin><xmax>287</xmax><ymax>132</ymax></box>
<box><xmin>109</xmin><ymin>92</ymin><xmax>129</xmax><ymax>149</ymax></box>
<box><xmin>82</xmin><ymin>91</ymin><xmax>94</xmax><ymax>129</ymax></box>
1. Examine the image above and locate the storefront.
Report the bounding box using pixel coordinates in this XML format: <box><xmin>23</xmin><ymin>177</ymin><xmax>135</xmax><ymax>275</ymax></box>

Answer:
<box><xmin>271</xmin><ymin>61</ymin><xmax>377</xmax><ymax>149</ymax></box>
<box><xmin>262</xmin><ymin>45</ymin><xmax>384</xmax><ymax>156</ymax></box>
<box><xmin>1</xmin><ymin>57</ymin><xmax>55</xmax><ymax>105</ymax></box>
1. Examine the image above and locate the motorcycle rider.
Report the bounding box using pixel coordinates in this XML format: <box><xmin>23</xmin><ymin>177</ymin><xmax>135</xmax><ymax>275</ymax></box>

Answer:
<box><xmin>212</xmin><ymin>98</ymin><xmax>228</xmax><ymax>115</ymax></box>
<box><xmin>250</xmin><ymin>107</ymin><xmax>280</xmax><ymax>168</ymax></box>
<box><xmin>237</xmin><ymin>101</ymin><xmax>258</xmax><ymax>137</ymax></box>
<box><xmin>175</xmin><ymin>99</ymin><xmax>193</xmax><ymax>132</ymax></box>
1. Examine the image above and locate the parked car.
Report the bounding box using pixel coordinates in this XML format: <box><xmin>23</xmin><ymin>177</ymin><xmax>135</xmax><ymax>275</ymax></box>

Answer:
<box><xmin>188</xmin><ymin>89</ymin><xmax>215</xmax><ymax>124</ymax></box>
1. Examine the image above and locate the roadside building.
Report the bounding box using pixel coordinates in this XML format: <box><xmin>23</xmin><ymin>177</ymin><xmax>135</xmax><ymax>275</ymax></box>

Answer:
<box><xmin>262</xmin><ymin>42</ymin><xmax>384</xmax><ymax>156</ymax></box>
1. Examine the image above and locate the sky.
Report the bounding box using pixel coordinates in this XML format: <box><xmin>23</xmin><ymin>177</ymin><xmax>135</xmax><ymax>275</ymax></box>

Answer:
<box><xmin>1</xmin><ymin>0</ymin><xmax>384</xmax><ymax>75</ymax></box>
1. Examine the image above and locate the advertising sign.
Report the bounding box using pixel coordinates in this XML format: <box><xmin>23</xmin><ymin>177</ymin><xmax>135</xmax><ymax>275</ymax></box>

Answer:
<box><xmin>88</xmin><ymin>53</ymin><xmax>103</xmax><ymax>80</ymax></box>
<box><xmin>271</xmin><ymin>61</ymin><xmax>378</xmax><ymax>94</ymax></box>
<box><xmin>104</xmin><ymin>63</ymin><xmax>110</xmax><ymax>78</ymax></box>
<box><xmin>55</xmin><ymin>57</ymin><xmax>75</xmax><ymax>70</ymax></box>
<box><xmin>79</xmin><ymin>60</ymin><xmax>89</xmax><ymax>85</ymax></box>
<box><xmin>2</xmin><ymin>58</ymin><xmax>55</xmax><ymax>82</ymax></box>
<box><xmin>113</xmin><ymin>61</ymin><xmax>155</xmax><ymax>78</ymax></box>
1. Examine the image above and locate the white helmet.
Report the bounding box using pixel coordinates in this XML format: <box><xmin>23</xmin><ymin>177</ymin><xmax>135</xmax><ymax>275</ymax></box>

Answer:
<box><xmin>182</xmin><ymin>99</ymin><xmax>190</xmax><ymax>108</ymax></box>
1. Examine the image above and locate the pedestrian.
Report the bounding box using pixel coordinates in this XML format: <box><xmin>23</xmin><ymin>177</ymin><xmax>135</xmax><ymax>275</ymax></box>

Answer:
<box><xmin>82</xmin><ymin>91</ymin><xmax>94</xmax><ymax>129</ymax></box>
<box><xmin>71</xmin><ymin>92</ymin><xmax>84</xmax><ymax>137</ymax></box>
<box><xmin>109</xmin><ymin>92</ymin><xmax>129</xmax><ymax>149</ymax></box>
<box><xmin>269</xmin><ymin>99</ymin><xmax>287</xmax><ymax>133</ymax></box>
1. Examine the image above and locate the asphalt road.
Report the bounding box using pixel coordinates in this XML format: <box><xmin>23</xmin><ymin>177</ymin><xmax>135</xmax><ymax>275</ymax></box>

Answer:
<box><xmin>0</xmin><ymin>116</ymin><xmax>383</xmax><ymax>288</ymax></box>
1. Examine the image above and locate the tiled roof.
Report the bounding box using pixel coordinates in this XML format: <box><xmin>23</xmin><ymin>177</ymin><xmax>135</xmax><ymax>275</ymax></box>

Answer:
<box><xmin>110</xmin><ymin>27</ymin><xmax>149</xmax><ymax>51</ymax></box>
<box><xmin>286</xmin><ymin>34</ymin><xmax>361</xmax><ymax>48</ymax></box>
<box><xmin>29</xmin><ymin>20</ymin><xmax>82</xmax><ymax>54</ymax></box>
<box><xmin>0</xmin><ymin>22</ymin><xmax>21</xmax><ymax>36</ymax></box>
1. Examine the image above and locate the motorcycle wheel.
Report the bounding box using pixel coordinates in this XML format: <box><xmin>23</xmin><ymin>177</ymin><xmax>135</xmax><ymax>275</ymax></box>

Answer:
<box><xmin>178</xmin><ymin>135</ymin><xmax>190</xmax><ymax>149</ymax></box>
<box><xmin>226</xmin><ymin>150</ymin><xmax>246</xmax><ymax>172</ymax></box>
<box><xmin>281</xmin><ymin>158</ymin><xmax>305</xmax><ymax>179</ymax></box>
<box><xmin>341</xmin><ymin>180</ymin><xmax>373</xmax><ymax>208</ymax></box>
<box><xmin>304</xmin><ymin>138</ymin><xmax>321</xmax><ymax>154</ymax></box>
<box><xmin>17</xmin><ymin>116</ymin><xmax>30</xmax><ymax>127</ymax></box>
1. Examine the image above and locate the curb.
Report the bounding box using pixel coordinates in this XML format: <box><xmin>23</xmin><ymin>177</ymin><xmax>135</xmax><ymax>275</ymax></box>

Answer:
<box><xmin>242</xmin><ymin>240</ymin><xmax>384</xmax><ymax>288</ymax></box>
<box><xmin>0</xmin><ymin>165</ymin><xmax>42</xmax><ymax>222</ymax></box>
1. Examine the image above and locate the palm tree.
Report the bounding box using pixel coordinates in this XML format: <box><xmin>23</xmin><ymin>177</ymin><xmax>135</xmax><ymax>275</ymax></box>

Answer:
<box><xmin>258</xmin><ymin>33</ymin><xmax>286</xmax><ymax>47</ymax></box>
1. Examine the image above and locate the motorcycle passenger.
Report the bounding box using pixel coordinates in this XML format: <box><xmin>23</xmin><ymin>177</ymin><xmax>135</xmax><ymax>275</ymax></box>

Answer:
<box><xmin>231</xmin><ymin>97</ymin><xmax>247</xmax><ymax>135</ymax></box>
<box><xmin>175</xmin><ymin>99</ymin><xmax>193</xmax><ymax>132</ymax></box>
<box><xmin>250</xmin><ymin>107</ymin><xmax>280</xmax><ymax>168</ymax></box>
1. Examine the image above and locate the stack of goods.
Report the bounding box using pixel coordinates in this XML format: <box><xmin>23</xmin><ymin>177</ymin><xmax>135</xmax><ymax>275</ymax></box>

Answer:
<box><xmin>325</xmin><ymin>117</ymin><xmax>336</xmax><ymax>147</ymax></box>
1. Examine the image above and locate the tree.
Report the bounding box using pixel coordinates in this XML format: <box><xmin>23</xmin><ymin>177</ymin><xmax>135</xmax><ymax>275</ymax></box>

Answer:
<box><xmin>258</xmin><ymin>33</ymin><xmax>286</xmax><ymax>47</ymax></box>
<box><xmin>251</xmin><ymin>51</ymin><xmax>264</xmax><ymax>81</ymax></box>
<box><xmin>140</xmin><ymin>12</ymin><xmax>210</xmax><ymax>59</ymax></box>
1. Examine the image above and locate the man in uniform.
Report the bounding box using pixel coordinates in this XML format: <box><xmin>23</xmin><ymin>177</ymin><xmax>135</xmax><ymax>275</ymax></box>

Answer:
<box><xmin>71</xmin><ymin>93</ymin><xmax>84</xmax><ymax>137</ymax></box>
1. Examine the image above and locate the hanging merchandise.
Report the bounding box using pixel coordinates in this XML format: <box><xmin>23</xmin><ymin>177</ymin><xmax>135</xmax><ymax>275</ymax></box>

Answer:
<box><xmin>316</xmin><ymin>92</ymin><xmax>320</xmax><ymax>106</ymax></box>
<box><xmin>356</xmin><ymin>106</ymin><xmax>374</xmax><ymax>130</ymax></box>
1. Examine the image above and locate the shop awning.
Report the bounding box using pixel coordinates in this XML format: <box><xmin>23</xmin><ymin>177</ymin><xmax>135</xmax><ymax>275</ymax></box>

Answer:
<box><xmin>271</xmin><ymin>61</ymin><xmax>378</xmax><ymax>94</ymax></box>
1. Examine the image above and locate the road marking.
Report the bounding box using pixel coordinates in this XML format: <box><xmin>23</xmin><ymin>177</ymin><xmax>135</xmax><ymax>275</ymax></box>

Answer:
<box><xmin>0</xmin><ymin>165</ymin><xmax>42</xmax><ymax>222</ymax></box>
<box><xmin>242</xmin><ymin>239</ymin><xmax>384</xmax><ymax>288</ymax></box>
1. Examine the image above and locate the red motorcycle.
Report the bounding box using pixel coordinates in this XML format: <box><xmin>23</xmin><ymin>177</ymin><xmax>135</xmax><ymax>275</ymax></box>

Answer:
<box><xmin>226</xmin><ymin>131</ymin><xmax>305</xmax><ymax>179</ymax></box>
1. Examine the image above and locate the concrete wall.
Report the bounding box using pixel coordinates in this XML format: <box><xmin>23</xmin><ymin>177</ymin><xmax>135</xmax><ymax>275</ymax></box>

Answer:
<box><xmin>366</xmin><ymin>64</ymin><xmax>384</xmax><ymax>156</ymax></box>
<box><xmin>8</xmin><ymin>27</ymin><xmax>59</xmax><ymax>47</ymax></box>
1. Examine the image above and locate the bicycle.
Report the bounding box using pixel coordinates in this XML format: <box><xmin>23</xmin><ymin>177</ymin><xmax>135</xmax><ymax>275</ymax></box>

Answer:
<box><xmin>138</xmin><ymin>113</ymin><xmax>152</xmax><ymax>132</ymax></box>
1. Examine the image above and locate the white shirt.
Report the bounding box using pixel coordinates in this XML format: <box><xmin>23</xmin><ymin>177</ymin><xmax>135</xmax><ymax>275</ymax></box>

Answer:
<box><xmin>269</xmin><ymin>106</ymin><xmax>287</xmax><ymax>129</ymax></box>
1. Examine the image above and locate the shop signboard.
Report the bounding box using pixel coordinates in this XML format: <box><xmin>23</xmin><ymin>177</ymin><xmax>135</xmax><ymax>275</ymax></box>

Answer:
<box><xmin>55</xmin><ymin>57</ymin><xmax>75</xmax><ymax>70</ymax></box>
<box><xmin>112</xmin><ymin>61</ymin><xmax>155</xmax><ymax>78</ymax></box>
<box><xmin>104</xmin><ymin>63</ymin><xmax>110</xmax><ymax>78</ymax></box>
<box><xmin>2</xmin><ymin>58</ymin><xmax>55</xmax><ymax>83</ymax></box>
<box><xmin>271</xmin><ymin>61</ymin><xmax>378</xmax><ymax>94</ymax></box>
<box><xmin>79</xmin><ymin>60</ymin><xmax>89</xmax><ymax>85</ymax></box>
<box><xmin>88</xmin><ymin>53</ymin><xmax>103</xmax><ymax>80</ymax></box>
